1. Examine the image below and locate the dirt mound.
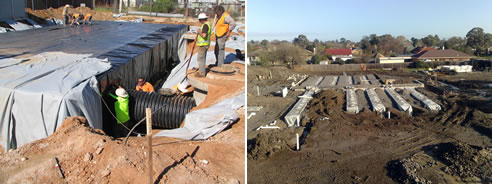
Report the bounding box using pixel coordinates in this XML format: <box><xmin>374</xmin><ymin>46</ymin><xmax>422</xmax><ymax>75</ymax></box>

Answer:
<box><xmin>26</xmin><ymin>7</ymin><xmax>115</xmax><ymax>21</ymax></box>
<box><xmin>248</xmin><ymin>127</ymin><xmax>303</xmax><ymax>160</ymax></box>
<box><xmin>307</xmin><ymin>90</ymin><xmax>414</xmax><ymax>129</ymax></box>
<box><xmin>434</xmin><ymin>142</ymin><xmax>492</xmax><ymax>180</ymax></box>
<box><xmin>387</xmin><ymin>158</ymin><xmax>432</xmax><ymax>184</ymax></box>
<box><xmin>387</xmin><ymin>142</ymin><xmax>492</xmax><ymax>184</ymax></box>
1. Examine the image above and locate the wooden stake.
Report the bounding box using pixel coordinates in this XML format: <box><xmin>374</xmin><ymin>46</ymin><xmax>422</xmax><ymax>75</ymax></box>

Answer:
<box><xmin>146</xmin><ymin>108</ymin><xmax>153</xmax><ymax>184</ymax></box>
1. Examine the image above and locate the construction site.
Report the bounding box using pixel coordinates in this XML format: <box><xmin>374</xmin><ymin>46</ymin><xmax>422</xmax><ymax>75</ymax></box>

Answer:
<box><xmin>0</xmin><ymin>1</ymin><xmax>245</xmax><ymax>183</ymax></box>
<box><xmin>247</xmin><ymin>65</ymin><xmax>492</xmax><ymax>183</ymax></box>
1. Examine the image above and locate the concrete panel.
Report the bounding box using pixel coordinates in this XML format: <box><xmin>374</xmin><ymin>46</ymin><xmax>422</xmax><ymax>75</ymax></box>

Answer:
<box><xmin>360</xmin><ymin>75</ymin><xmax>369</xmax><ymax>85</ymax></box>
<box><xmin>353</xmin><ymin>75</ymin><xmax>361</xmax><ymax>85</ymax></box>
<box><xmin>337</xmin><ymin>75</ymin><xmax>352</xmax><ymax>86</ymax></box>
<box><xmin>367</xmin><ymin>74</ymin><xmax>381</xmax><ymax>85</ymax></box>
<box><xmin>366</xmin><ymin>88</ymin><xmax>386</xmax><ymax>113</ymax></box>
<box><xmin>319</xmin><ymin>75</ymin><xmax>338</xmax><ymax>88</ymax></box>
<box><xmin>284</xmin><ymin>90</ymin><xmax>315</xmax><ymax>127</ymax></box>
<box><xmin>300</xmin><ymin>76</ymin><xmax>323</xmax><ymax>88</ymax></box>
<box><xmin>385</xmin><ymin>87</ymin><xmax>412</xmax><ymax>115</ymax></box>
<box><xmin>407</xmin><ymin>88</ymin><xmax>441</xmax><ymax>111</ymax></box>
<box><xmin>346</xmin><ymin>88</ymin><xmax>359</xmax><ymax>113</ymax></box>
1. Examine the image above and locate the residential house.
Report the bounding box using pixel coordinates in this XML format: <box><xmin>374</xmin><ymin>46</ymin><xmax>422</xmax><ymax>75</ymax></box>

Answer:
<box><xmin>414</xmin><ymin>49</ymin><xmax>475</xmax><ymax>62</ymax></box>
<box><xmin>325</xmin><ymin>48</ymin><xmax>352</xmax><ymax>61</ymax></box>
<box><xmin>410</xmin><ymin>47</ymin><xmax>436</xmax><ymax>55</ymax></box>
<box><xmin>377</xmin><ymin>56</ymin><xmax>412</xmax><ymax>64</ymax></box>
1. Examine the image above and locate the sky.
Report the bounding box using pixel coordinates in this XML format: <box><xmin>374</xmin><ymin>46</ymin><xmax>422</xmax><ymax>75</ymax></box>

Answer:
<box><xmin>247</xmin><ymin>0</ymin><xmax>492</xmax><ymax>42</ymax></box>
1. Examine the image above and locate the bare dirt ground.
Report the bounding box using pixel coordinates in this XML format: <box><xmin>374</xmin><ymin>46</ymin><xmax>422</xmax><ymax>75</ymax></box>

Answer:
<box><xmin>1</xmin><ymin>112</ymin><xmax>244</xmax><ymax>183</ymax></box>
<box><xmin>247</xmin><ymin>66</ymin><xmax>492</xmax><ymax>184</ymax></box>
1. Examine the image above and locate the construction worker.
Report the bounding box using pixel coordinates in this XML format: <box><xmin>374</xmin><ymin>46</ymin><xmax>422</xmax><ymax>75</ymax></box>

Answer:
<box><xmin>136</xmin><ymin>77</ymin><xmax>154</xmax><ymax>92</ymax></box>
<box><xmin>195</xmin><ymin>13</ymin><xmax>211</xmax><ymax>78</ymax></box>
<box><xmin>70</xmin><ymin>13</ymin><xmax>83</xmax><ymax>26</ymax></box>
<box><xmin>109</xmin><ymin>87</ymin><xmax>130</xmax><ymax>137</ymax></box>
<box><xmin>214</xmin><ymin>5</ymin><xmax>236</xmax><ymax>67</ymax></box>
<box><xmin>83</xmin><ymin>13</ymin><xmax>92</xmax><ymax>25</ymax></box>
<box><xmin>62</xmin><ymin>4</ymin><xmax>70</xmax><ymax>25</ymax></box>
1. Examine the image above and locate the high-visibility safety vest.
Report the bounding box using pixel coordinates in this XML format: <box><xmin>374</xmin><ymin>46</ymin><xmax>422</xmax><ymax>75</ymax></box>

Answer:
<box><xmin>63</xmin><ymin>7</ymin><xmax>68</xmax><ymax>16</ymax></box>
<box><xmin>197</xmin><ymin>22</ymin><xmax>211</xmax><ymax>46</ymax></box>
<box><xmin>215</xmin><ymin>12</ymin><xmax>230</xmax><ymax>37</ymax></box>
<box><xmin>109</xmin><ymin>94</ymin><xmax>130</xmax><ymax>124</ymax></box>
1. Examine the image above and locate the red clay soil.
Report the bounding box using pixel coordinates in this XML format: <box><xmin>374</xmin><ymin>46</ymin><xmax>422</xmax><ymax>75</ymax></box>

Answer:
<box><xmin>0</xmin><ymin>115</ymin><xmax>244</xmax><ymax>183</ymax></box>
<box><xmin>187</xmin><ymin>63</ymin><xmax>245</xmax><ymax>109</ymax></box>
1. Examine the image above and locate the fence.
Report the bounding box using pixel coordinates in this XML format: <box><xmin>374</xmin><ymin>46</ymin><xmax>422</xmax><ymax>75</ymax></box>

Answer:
<box><xmin>294</xmin><ymin>63</ymin><xmax>411</xmax><ymax>72</ymax></box>
<box><xmin>25</xmin><ymin>0</ymin><xmax>95</xmax><ymax>10</ymax></box>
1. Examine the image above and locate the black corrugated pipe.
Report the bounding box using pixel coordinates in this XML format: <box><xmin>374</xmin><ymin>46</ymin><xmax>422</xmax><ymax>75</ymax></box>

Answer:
<box><xmin>127</xmin><ymin>89</ymin><xmax>196</xmax><ymax>129</ymax></box>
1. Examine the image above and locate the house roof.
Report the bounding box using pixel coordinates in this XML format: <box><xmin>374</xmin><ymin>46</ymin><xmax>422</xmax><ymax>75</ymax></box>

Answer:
<box><xmin>416</xmin><ymin>49</ymin><xmax>475</xmax><ymax>59</ymax></box>
<box><xmin>410</xmin><ymin>47</ymin><xmax>436</xmax><ymax>54</ymax></box>
<box><xmin>325</xmin><ymin>48</ymin><xmax>352</xmax><ymax>55</ymax></box>
<box><xmin>415</xmin><ymin>47</ymin><xmax>436</xmax><ymax>55</ymax></box>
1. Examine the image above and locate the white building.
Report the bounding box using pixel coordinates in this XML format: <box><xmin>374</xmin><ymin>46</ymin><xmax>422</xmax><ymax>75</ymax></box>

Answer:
<box><xmin>376</xmin><ymin>56</ymin><xmax>412</xmax><ymax>64</ymax></box>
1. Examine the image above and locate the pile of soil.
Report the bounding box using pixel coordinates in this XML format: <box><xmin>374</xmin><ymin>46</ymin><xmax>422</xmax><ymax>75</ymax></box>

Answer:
<box><xmin>387</xmin><ymin>158</ymin><xmax>431</xmax><ymax>184</ymax></box>
<box><xmin>26</xmin><ymin>7</ymin><xmax>115</xmax><ymax>21</ymax></box>
<box><xmin>307</xmin><ymin>90</ymin><xmax>414</xmax><ymax>129</ymax></box>
<box><xmin>248</xmin><ymin>127</ymin><xmax>303</xmax><ymax>160</ymax></box>
<box><xmin>387</xmin><ymin>141</ymin><xmax>491</xmax><ymax>183</ymax></box>
<box><xmin>433</xmin><ymin>142</ymin><xmax>491</xmax><ymax>180</ymax></box>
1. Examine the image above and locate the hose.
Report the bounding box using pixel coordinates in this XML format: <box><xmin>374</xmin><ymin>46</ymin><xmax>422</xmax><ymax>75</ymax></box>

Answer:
<box><xmin>127</xmin><ymin>90</ymin><xmax>196</xmax><ymax>129</ymax></box>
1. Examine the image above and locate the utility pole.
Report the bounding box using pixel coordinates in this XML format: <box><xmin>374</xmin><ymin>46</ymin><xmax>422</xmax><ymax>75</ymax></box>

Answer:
<box><xmin>184</xmin><ymin>0</ymin><xmax>188</xmax><ymax>17</ymax></box>
<box><xmin>149</xmin><ymin>0</ymin><xmax>153</xmax><ymax>16</ymax></box>
<box><xmin>119</xmin><ymin>0</ymin><xmax>122</xmax><ymax>14</ymax></box>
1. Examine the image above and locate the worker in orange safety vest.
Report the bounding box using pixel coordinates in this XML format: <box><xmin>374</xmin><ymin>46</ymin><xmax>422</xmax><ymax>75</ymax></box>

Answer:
<box><xmin>136</xmin><ymin>77</ymin><xmax>154</xmax><ymax>92</ymax></box>
<box><xmin>213</xmin><ymin>5</ymin><xmax>236</xmax><ymax>67</ymax></box>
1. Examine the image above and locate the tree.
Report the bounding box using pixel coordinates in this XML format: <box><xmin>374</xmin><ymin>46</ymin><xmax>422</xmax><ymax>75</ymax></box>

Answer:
<box><xmin>444</xmin><ymin>36</ymin><xmax>466</xmax><ymax>51</ymax></box>
<box><xmin>340</xmin><ymin>37</ymin><xmax>346</xmax><ymax>44</ymax></box>
<box><xmin>422</xmin><ymin>35</ymin><xmax>440</xmax><ymax>47</ymax></box>
<box><xmin>293</xmin><ymin>34</ymin><xmax>311</xmax><ymax>49</ymax></box>
<box><xmin>260</xmin><ymin>39</ymin><xmax>269</xmax><ymax>48</ymax></box>
<box><xmin>310</xmin><ymin>55</ymin><xmax>321</xmax><ymax>64</ymax></box>
<box><xmin>466</xmin><ymin>27</ymin><xmax>490</xmax><ymax>56</ymax></box>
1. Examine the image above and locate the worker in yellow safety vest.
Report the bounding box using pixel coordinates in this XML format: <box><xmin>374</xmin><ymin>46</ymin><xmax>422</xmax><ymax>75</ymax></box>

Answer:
<box><xmin>70</xmin><ymin>13</ymin><xmax>83</xmax><ymax>26</ymax></box>
<box><xmin>62</xmin><ymin>4</ymin><xmax>71</xmax><ymax>26</ymax></box>
<box><xmin>214</xmin><ymin>5</ymin><xmax>236</xmax><ymax>67</ymax></box>
<box><xmin>195</xmin><ymin>13</ymin><xmax>211</xmax><ymax>78</ymax></box>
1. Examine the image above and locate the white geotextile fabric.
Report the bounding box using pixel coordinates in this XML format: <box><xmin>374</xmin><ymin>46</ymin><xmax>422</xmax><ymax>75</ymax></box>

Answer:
<box><xmin>154</xmin><ymin>92</ymin><xmax>245</xmax><ymax>140</ymax></box>
<box><xmin>0</xmin><ymin>52</ymin><xmax>111</xmax><ymax>150</ymax></box>
<box><xmin>161</xmin><ymin>22</ymin><xmax>245</xmax><ymax>89</ymax></box>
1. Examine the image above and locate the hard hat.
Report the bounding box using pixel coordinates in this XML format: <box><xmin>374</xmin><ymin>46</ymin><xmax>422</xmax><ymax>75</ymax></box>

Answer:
<box><xmin>115</xmin><ymin>88</ymin><xmax>128</xmax><ymax>98</ymax></box>
<box><xmin>198</xmin><ymin>13</ymin><xmax>207</xmax><ymax>20</ymax></box>
<box><xmin>65</xmin><ymin>4</ymin><xmax>70</xmax><ymax>8</ymax></box>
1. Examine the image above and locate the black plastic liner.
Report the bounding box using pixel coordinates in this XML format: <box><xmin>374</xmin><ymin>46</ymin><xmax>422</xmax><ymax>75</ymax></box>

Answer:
<box><xmin>0</xmin><ymin>21</ymin><xmax>188</xmax><ymax>90</ymax></box>
<box><xmin>128</xmin><ymin>90</ymin><xmax>196</xmax><ymax>129</ymax></box>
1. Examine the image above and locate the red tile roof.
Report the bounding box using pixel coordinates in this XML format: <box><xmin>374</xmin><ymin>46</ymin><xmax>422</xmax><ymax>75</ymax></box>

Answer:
<box><xmin>415</xmin><ymin>47</ymin><xmax>436</xmax><ymax>55</ymax></box>
<box><xmin>325</xmin><ymin>48</ymin><xmax>352</xmax><ymax>55</ymax></box>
